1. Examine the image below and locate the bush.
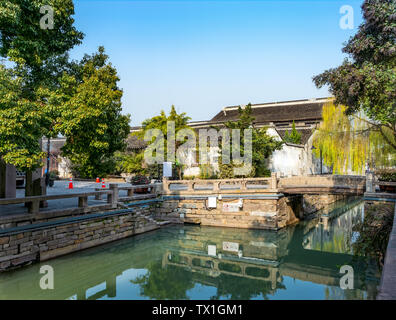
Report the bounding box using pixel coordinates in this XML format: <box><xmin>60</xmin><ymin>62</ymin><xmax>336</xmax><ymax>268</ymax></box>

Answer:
<box><xmin>115</xmin><ymin>152</ymin><xmax>146</xmax><ymax>175</ymax></box>
<box><xmin>49</xmin><ymin>170</ymin><xmax>59</xmax><ymax>180</ymax></box>
<box><xmin>131</xmin><ymin>175</ymin><xmax>149</xmax><ymax>185</ymax></box>
<box><xmin>183</xmin><ymin>175</ymin><xmax>196</xmax><ymax>180</ymax></box>
<box><xmin>376</xmin><ymin>169</ymin><xmax>396</xmax><ymax>182</ymax></box>
<box><xmin>199</xmin><ymin>164</ymin><xmax>218</xmax><ymax>179</ymax></box>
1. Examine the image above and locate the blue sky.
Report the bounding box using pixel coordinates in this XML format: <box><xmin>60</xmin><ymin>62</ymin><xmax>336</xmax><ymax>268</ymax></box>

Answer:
<box><xmin>70</xmin><ymin>0</ymin><xmax>364</xmax><ymax>125</ymax></box>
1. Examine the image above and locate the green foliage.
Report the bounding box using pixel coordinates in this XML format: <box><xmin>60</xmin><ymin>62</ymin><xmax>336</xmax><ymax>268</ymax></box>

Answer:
<box><xmin>58</xmin><ymin>48</ymin><xmax>131</xmax><ymax>178</ymax></box>
<box><xmin>218</xmin><ymin>104</ymin><xmax>283</xmax><ymax>178</ymax></box>
<box><xmin>0</xmin><ymin>0</ymin><xmax>83</xmax><ymax>171</ymax></box>
<box><xmin>115</xmin><ymin>152</ymin><xmax>146</xmax><ymax>175</ymax></box>
<box><xmin>147</xmin><ymin>164</ymin><xmax>163</xmax><ymax>180</ymax></box>
<box><xmin>136</xmin><ymin>105</ymin><xmax>191</xmax><ymax>161</ymax></box>
<box><xmin>199</xmin><ymin>164</ymin><xmax>218</xmax><ymax>179</ymax></box>
<box><xmin>218</xmin><ymin>160</ymin><xmax>237</xmax><ymax>179</ymax></box>
<box><xmin>313</xmin><ymin>0</ymin><xmax>396</xmax><ymax>150</ymax></box>
<box><xmin>353</xmin><ymin>203</ymin><xmax>394</xmax><ymax>268</ymax></box>
<box><xmin>131</xmin><ymin>261</ymin><xmax>194</xmax><ymax>300</ymax></box>
<box><xmin>0</xmin><ymin>0</ymin><xmax>84</xmax><ymax>72</ymax></box>
<box><xmin>136</xmin><ymin>106</ymin><xmax>191</xmax><ymax>179</ymax></box>
<box><xmin>0</xmin><ymin>65</ymin><xmax>45</xmax><ymax>170</ymax></box>
<box><xmin>283</xmin><ymin>121</ymin><xmax>302</xmax><ymax>144</ymax></box>
<box><xmin>313</xmin><ymin>101</ymin><xmax>395</xmax><ymax>174</ymax></box>
<box><xmin>131</xmin><ymin>175</ymin><xmax>149</xmax><ymax>185</ymax></box>
<box><xmin>0</xmin><ymin>3</ymin><xmax>129</xmax><ymax>178</ymax></box>
<box><xmin>376</xmin><ymin>169</ymin><xmax>396</xmax><ymax>182</ymax></box>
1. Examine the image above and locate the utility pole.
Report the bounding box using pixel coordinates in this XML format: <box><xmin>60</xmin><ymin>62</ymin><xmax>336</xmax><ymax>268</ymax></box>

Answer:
<box><xmin>320</xmin><ymin>148</ymin><xmax>323</xmax><ymax>175</ymax></box>
<box><xmin>45</xmin><ymin>137</ymin><xmax>50</xmax><ymax>186</ymax></box>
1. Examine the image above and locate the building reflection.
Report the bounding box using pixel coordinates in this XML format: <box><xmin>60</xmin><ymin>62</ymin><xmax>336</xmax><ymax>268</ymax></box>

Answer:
<box><xmin>0</xmin><ymin>199</ymin><xmax>380</xmax><ymax>300</ymax></box>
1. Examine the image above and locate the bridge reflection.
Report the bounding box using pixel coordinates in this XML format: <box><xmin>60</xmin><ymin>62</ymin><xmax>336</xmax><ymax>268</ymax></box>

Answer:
<box><xmin>0</xmin><ymin>198</ymin><xmax>380</xmax><ymax>300</ymax></box>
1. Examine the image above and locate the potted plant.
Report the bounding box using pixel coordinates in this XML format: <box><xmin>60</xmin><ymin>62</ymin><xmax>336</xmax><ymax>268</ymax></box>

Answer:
<box><xmin>376</xmin><ymin>169</ymin><xmax>396</xmax><ymax>193</ymax></box>
<box><xmin>48</xmin><ymin>170</ymin><xmax>59</xmax><ymax>187</ymax></box>
<box><xmin>131</xmin><ymin>175</ymin><xmax>150</xmax><ymax>194</ymax></box>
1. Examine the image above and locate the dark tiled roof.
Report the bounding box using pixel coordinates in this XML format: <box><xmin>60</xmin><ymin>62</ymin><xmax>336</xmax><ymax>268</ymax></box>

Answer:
<box><xmin>211</xmin><ymin>99</ymin><xmax>328</xmax><ymax>124</ymax></box>
<box><xmin>126</xmin><ymin>134</ymin><xmax>147</xmax><ymax>151</ymax></box>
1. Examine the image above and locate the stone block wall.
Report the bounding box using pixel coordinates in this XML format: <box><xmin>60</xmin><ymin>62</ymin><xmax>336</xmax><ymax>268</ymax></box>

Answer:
<box><xmin>302</xmin><ymin>194</ymin><xmax>346</xmax><ymax>216</ymax></box>
<box><xmin>155</xmin><ymin>196</ymin><xmax>299</xmax><ymax>230</ymax></box>
<box><xmin>0</xmin><ymin>207</ymin><xmax>158</xmax><ymax>272</ymax></box>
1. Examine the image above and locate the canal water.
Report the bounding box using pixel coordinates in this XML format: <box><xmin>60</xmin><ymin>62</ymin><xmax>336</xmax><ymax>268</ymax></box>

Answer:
<box><xmin>0</xmin><ymin>198</ymin><xmax>381</xmax><ymax>300</ymax></box>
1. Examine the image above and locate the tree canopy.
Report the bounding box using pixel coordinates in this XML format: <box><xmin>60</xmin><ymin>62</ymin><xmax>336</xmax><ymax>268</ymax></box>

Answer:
<box><xmin>0</xmin><ymin>0</ymin><xmax>84</xmax><ymax>171</ymax></box>
<box><xmin>283</xmin><ymin>121</ymin><xmax>302</xmax><ymax>145</ymax></box>
<box><xmin>313</xmin><ymin>0</ymin><xmax>396</xmax><ymax>151</ymax></box>
<box><xmin>0</xmin><ymin>1</ymin><xmax>130</xmax><ymax>177</ymax></box>
<box><xmin>219</xmin><ymin>104</ymin><xmax>283</xmax><ymax>178</ymax></box>
<box><xmin>313</xmin><ymin>101</ymin><xmax>395</xmax><ymax>174</ymax></box>
<box><xmin>0</xmin><ymin>0</ymin><xmax>83</xmax><ymax>81</ymax></box>
<box><xmin>58</xmin><ymin>48</ymin><xmax>130</xmax><ymax>178</ymax></box>
<box><xmin>134</xmin><ymin>106</ymin><xmax>191</xmax><ymax>179</ymax></box>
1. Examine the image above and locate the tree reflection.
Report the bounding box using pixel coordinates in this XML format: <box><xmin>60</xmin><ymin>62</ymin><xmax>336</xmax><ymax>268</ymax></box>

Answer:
<box><xmin>131</xmin><ymin>261</ymin><xmax>194</xmax><ymax>300</ymax></box>
<box><xmin>209</xmin><ymin>274</ymin><xmax>285</xmax><ymax>300</ymax></box>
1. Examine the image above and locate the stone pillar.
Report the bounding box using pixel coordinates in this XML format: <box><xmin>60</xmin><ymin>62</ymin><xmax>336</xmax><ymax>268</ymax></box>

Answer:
<box><xmin>270</xmin><ymin>172</ymin><xmax>278</xmax><ymax>190</ymax></box>
<box><xmin>25</xmin><ymin>169</ymin><xmax>47</xmax><ymax>208</ymax></box>
<box><xmin>108</xmin><ymin>184</ymin><xmax>119</xmax><ymax>209</ymax></box>
<box><xmin>213</xmin><ymin>181</ymin><xmax>220</xmax><ymax>192</ymax></box>
<box><xmin>366</xmin><ymin>170</ymin><xmax>374</xmax><ymax>193</ymax></box>
<box><xmin>162</xmin><ymin>177</ymin><xmax>169</xmax><ymax>194</ymax></box>
<box><xmin>187</xmin><ymin>181</ymin><xmax>194</xmax><ymax>192</ymax></box>
<box><xmin>0</xmin><ymin>160</ymin><xmax>16</xmax><ymax>198</ymax></box>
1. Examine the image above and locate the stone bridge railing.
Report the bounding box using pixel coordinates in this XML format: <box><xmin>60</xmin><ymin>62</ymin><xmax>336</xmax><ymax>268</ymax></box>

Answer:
<box><xmin>162</xmin><ymin>173</ymin><xmax>367</xmax><ymax>196</ymax></box>
<box><xmin>279</xmin><ymin>175</ymin><xmax>366</xmax><ymax>195</ymax></box>
<box><xmin>0</xmin><ymin>183</ymin><xmax>162</xmax><ymax>229</ymax></box>
<box><xmin>162</xmin><ymin>173</ymin><xmax>278</xmax><ymax>195</ymax></box>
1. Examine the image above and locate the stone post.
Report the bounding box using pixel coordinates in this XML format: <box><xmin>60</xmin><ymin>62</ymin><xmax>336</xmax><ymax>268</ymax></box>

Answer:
<box><xmin>366</xmin><ymin>170</ymin><xmax>374</xmax><ymax>193</ymax></box>
<box><xmin>0</xmin><ymin>160</ymin><xmax>16</xmax><ymax>198</ymax></box>
<box><xmin>187</xmin><ymin>181</ymin><xmax>194</xmax><ymax>192</ymax></box>
<box><xmin>108</xmin><ymin>184</ymin><xmax>119</xmax><ymax>209</ymax></box>
<box><xmin>25</xmin><ymin>170</ymin><xmax>47</xmax><ymax>208</ymax></box>
<box><xmin>213</xmin><ymin>181</ymin><xmax>220</xmax><ymax>192</ymax></box>
<box><xmin>127</xmin><ymin>188</ymin><xmax>134</xmax><ymax>197</ymax></box>
<box><xmin>78</xmin><ymin>195</ymin><xmax>88</xmax><ymax>208</ymax></box>
<box><xmin>162</xmin><ymin>177</ymin><xmax>169</xmax><ymax>194</ymax></box>
<box><xmin>270</xmin><ymin>172</ymin><xmax>278</xmax><ymax>190</ymax></box>
<box><xmin>153</xmin><ymin>182</ymin><xmax>163</xmax><ymax>195</ymax></box>
<box><xmin>95</xmin><ymin>188</ymin><xmax>102</xmax><ymax>200</ymax></box>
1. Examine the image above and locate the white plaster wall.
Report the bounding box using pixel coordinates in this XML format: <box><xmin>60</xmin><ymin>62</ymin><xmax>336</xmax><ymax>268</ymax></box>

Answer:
<box><xmin>269</xmin><ymin>145</ymin><xmax>305</xmax><ymax>176</ymax></box>
<box><xmin>58</xmin><ymin>157</ymin><xmax>72</xmax><ymax>178</ymax></box>
<box><xmin>180</xmin><ymin>126</ymin><xmax>328</xmax><ymax>177</ymax></box>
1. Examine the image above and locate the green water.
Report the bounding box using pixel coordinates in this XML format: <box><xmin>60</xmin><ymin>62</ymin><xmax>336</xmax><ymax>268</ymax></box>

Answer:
<box><xmin>0</xmin><ymin>198</ymin><xmax>381</xmax><ymax>300</ymax></box>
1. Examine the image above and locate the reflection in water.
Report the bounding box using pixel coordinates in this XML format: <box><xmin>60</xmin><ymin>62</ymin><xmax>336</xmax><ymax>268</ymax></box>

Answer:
<box><xmin>303</xmin><ymin>199</ymin><xmax>364</xmax><ymax>254</ymax></box>
<box><xmin>0</xmin><ymin>198</ymin><xmax>380</xmax><ymax>300</ymax></box>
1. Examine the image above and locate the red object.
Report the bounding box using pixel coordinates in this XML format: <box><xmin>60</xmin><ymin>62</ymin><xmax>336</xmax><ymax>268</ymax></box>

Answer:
<box><xmin>101</xmin><ymin>178</ymin><xmax>106</xmax><ymax>188</ymax></box>
<box><xmin>96</xmin><ymin>177</ymin><xmax>100</xmax><ymax>183</ymax></box>
<box><xmin>68</xmin><ymin>177</ymin><xmax>73</xmax><ymax>189</ymax></box>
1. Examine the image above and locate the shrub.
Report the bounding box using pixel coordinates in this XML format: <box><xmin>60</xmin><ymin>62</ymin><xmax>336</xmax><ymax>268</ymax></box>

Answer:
<box><xmin>131</xmin><ymin>175</ymin><xmax>149</xmax><ymax>185</ymax></box>
<box><xmin>199</xmin><ymin>164</ymin><xmax>218</xmax><ymax>179</ymax></box>
<box><xmin>376</xmin><ymin>169</ymin><xmax>396</xmax><ymax>182</ymax></box>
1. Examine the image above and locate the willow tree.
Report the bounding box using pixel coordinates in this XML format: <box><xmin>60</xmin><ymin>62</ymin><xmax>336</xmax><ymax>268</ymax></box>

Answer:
<box><xmin>313</xmin><ymin>0</ymin><xmax>396</xmax><ymax>151</ymax></box>
<box><xmin>313</xmin><ymin>101</ymin><xmax>395</xmax><ymax>174</ymax></box>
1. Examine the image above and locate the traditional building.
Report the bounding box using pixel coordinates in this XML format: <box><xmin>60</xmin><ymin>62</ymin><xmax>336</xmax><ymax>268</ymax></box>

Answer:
<box><xmin>39</xmin><ymin>97</ymin><xmax>332</xmax><ymax>179</ymax></box>
<box><xmin>129</xmin><ymin>97</ymin><xmax>332</xmax><ymax>177</ymax></box>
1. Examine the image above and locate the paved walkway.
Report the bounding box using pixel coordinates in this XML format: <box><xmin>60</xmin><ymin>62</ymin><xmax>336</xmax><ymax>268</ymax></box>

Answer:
<box><xmin>378</xmin><ymin>203</ymin><xmax>396</xmax><ymax>300</ymax></box>
<box><xmin>0</xmin><ymin>180</ymin><xmax>131</xmax><ymax>217</ymax></box>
